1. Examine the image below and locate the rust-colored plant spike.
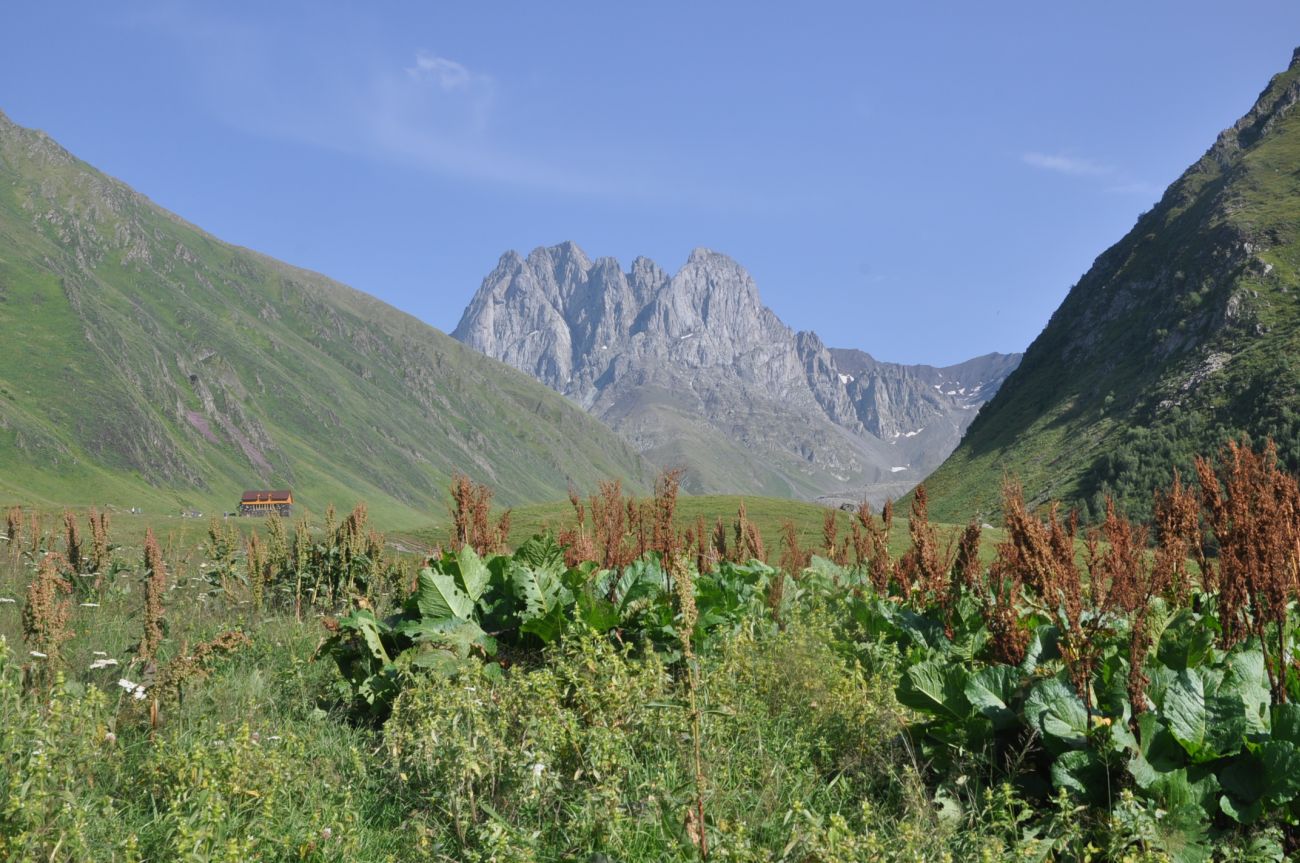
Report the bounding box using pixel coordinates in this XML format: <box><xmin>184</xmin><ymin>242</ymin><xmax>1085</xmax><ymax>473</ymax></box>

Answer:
<box><xmin>23</xmin><ymin>552</ymin><xmax>74</xmax><ymax>669</ymax></box>
<box><xmin>711</xmin><ymin>517</ymin><xmax>728</xmax><ymax>564</ymax></box>
<box><xmin>140</xmin><ymin>528</ymin><xmax>167</xmax><ymax>662</ymax></box>
<box><xmin>88</xmin><ymin>507</ymin><xmax>111</xmax><ymax>575</ymax></box>
<box><xmin>62</xmin><ymin>510</ymin><xmax>83</xmax><ymax>573</ymax></box>
<box><xmin>1195</xmin><ymin>439</ymin><xmax>1300</xmax><ymax>703</ymax></box>
<box><xmin>652</xmin><ymin>469</ymin><xmax>683</xmax><ymax>561</ymax></box>
<box><xmin>982</xmin><ymin>537</ymin><xmax>1029</xmax><ymax>666</ymax></box>
<box><xmin>589</xmin><ymin>480</ymin><xmax>631</xmax><ymax>568</ymax></box>
<box><xmin>732</xmin><ymin>502</ymin><xmax>766</xmax><ymax>563</ymax></box>
<box><xmin>853</xmin><ymin>500</ymin><xmax>896</xmax><ymax>596</ymax></box>
<box><xmin>898</xmin><ymin>485</ymin><xmax>954</xmax><ymax>602</ymax></box>
<box><xmin>26</xmin><ymin>511</ymin><xmax>44</xmax><ymax>555</ymax></box>
<box><xmin>559</xmin><ymin>485</ymin><xmax>597</xmax><ymax>567</ymax></box>
<box><xmin>4</xmin><ymin>505</ymin><xmax>21</xmax><ymax>551</ymax></box>
<box><xmin>1151</xmin><ymin>470</ymin><xmax>1199</xmax><ymax>605</ymax></box>
<box><xmin>449</xmin><ymin>473</ymin><xmax>504</xmax><ymax>556</ymax></box>
<box><xmin>778</xmin><ymin>520</ymin><xmax>810</xmax><ymax>575</ymax></box>
<box><xmin>822</xmin><ymin>509</ymin><xmax>840</xmax><ymax>562</ymax></box>
<box><xmin>943</xmin><ymin>521</ymin><xmax>982</xmax><ymax>639</ymax></box>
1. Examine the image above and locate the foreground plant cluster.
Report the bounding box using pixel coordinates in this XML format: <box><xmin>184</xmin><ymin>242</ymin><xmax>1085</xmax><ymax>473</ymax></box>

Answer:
<box><xmin>3</xmin><ymin>446</ymin><xmax>1300</xmax><ymax>861</ymax></box>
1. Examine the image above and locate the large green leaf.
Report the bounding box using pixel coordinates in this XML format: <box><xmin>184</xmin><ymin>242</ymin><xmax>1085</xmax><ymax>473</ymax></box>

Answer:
<box><xmin>1156</xmin><ymin>610</ymin><xmax>1216</xmax><ymax>670</ymax></box>
<box><xmin>1159</xmin><ymin>668</ymin><xmax>1248</xmax><ymax>762</ymax></box>
<box><xmin>1271</xmin><ymin>702</ymin><xmax>1300</xmax><ymax>746</ymax></box>
<box><xmin>575</xmin><ymin>591</ymin><xmax>621</xmax><ymax>633</ymax></box>
<box><xmin>512</xmin><ymin>559</ymin><xmax>572</xmax><ymax>643</ymax></box>
<box><xmin>335</xmin><ymin>609</ymin><xmax>391</xmax><ymax>663</ymax></box>
<box><xmin>1023</xmin><ymin>676</ymin><xmax>1088</xmax><ymax>751</ymax></box>
<box><xmin>1051</xmin><ymin>749</ymin><xmax>1108</xmax><ymax>803</ymax></box>
<box><xmin>1220</xmin><ymin>740</ymin><xmax>1300</xmax><ymax>819</ymax></box>
<box><xmin>1020</xmin><ymin>624</ymin><xmax>1060</xmax><ymax>674</ymax></box>
<box><xmin>454</xmin><ymin>545</ymin><xmax>492</xmax><ymax>604</ymax></box>
<box><xmin>1221</xmin><ymin>649</ymin><xmax>1270</xmax><ymax>735</ymax></box>
<box><xmin>963</xmin><ymin>665</ymin><xmax>1020</xmax><ymax>731</ymax></box>
<box><xmin>393</xmin><ymin>617</ymin><xmax>497</xmax><ymax>658</ymax></box>
<box><xmin>897</xmin><ymin>658</ymin><xmax>970</xmax><ymax>722</ymax></box>
<box><xmin>412</xmin><ymin>567</ymin><xmax>475</xmax><ymax>621</ymax></box>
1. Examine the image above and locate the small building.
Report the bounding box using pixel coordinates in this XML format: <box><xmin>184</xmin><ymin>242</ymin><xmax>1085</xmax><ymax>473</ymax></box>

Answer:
<box><xmin>239</xmin><ymin>489</ymin><xmax>293</xmax><ymax>517</ymax></box>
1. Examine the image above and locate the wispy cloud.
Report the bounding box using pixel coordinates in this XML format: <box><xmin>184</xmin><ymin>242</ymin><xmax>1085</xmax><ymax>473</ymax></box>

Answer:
<box><xmin>406</xmin><ymin>52</ymin><xmax>475</xmax><ymax>91</ymax></box>
<box><xmin>1022</xmin><ymin>151</ymin><xmax>1113</xmax><ymax>176</ymax></box>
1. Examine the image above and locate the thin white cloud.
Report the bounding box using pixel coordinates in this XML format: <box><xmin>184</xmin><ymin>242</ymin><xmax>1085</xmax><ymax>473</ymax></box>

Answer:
<box><xmin>406</xmin><ymin>52</ymin><xmax>474</xmax><ymax>92</ymax></box>
<box><xmin>1022</xmin><ymin>151</ymin><xmax>1112</xmax><ymax>176</ymax></box>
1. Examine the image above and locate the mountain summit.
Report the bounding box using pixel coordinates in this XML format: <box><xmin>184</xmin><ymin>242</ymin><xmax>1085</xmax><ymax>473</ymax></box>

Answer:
<box><xmin>923</xmin><ymin>47</ymin><xmax>1300</xmax><ymax>520</ymax></box>
<box><xmin>454</xmin><ymin>244</ymin><xmax>1020</xmax><ymax>502</ymax></box>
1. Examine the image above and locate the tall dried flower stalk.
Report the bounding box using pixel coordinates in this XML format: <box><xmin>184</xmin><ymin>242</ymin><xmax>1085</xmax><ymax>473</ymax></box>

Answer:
<box><xmin>944</xmin><ymin>521</ymin><xmax>982</xmax><ymax>638</ymax></box>
<box><xmin>779</xmin><ymin>520</ymin><xmax>810</xmax><ymax>575</ymax></box>
<box><xmin>898</xmin><ymin>486</ymin><xmax>953</xmax><ymax>602</ymax></box>
<box><xmin>139</xmin><ymin>528</ymin><xmax>167</xmax><ymax>662</ymax></box>
<box><xmin>732</xmin><ymin>502</ymin><xmax>765</xmax><ymax>563</ymax></box>
<box><xmin>4</xmin><ymin>505</ymin><xmax>21</xmax><ymax>552</ymax></box>
<box><xmin>247</xmin><ymin>532</ymin><xmax>266</xmax><ymax>612</ymax></box>
<box><xmin>88</xmin><ymin>507</ymin><xmax>111</xmax><ymax>576</ymax></box>
<box><xmin>23</xmin><ymin>553</ymin><xmax>74</xmax><ymax>672</ymax></box>
<box><xmin>1195</xmin><ymin>439</ymin><xmax>1300</xmax><ymax>703</ymax></box>
<box><xmin>652</xmin><ymin>469</ymin><xmax>683</xmax><ymax>561</ymax></box>
<box><xmin>449</xmin><ymin>473</ymin><xmax>507</xmax><ymax>556</ymax></box>
<box><xmin>62</xmin><ymin>510</ymin><xmax>83</xmax><ymax>573</ymax></box>
<box><xmin>671</xmin><ymin>554</ymin><xmax>708</xmax><ymax>860</ymax></box>
<box><xmin>292</xmin><ymin>517</ymin><xmax>311</xmax><ymax>619</ymax></box>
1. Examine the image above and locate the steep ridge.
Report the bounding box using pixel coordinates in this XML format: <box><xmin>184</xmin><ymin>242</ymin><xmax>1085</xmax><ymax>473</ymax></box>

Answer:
<box><xmin>454</xmin><ymin>242</ymin><xmax>1020</xmax><ymax>502</ymax></box>
<box><xmin>0</xmin><ymin>110</ymin><xmax>648</xmax><ymax>523</ymax></box>
<box><xmin>923</xmin><ymin>48</ymin><xmax>1300</xmax><ymax>521</ymax></box>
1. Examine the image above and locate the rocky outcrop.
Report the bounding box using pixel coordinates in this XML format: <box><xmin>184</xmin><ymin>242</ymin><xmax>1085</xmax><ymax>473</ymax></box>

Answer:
<box><xmin>454</xmin><ymin>243</ymin><xmax>1021</xmax><ymax>503</ymax></box>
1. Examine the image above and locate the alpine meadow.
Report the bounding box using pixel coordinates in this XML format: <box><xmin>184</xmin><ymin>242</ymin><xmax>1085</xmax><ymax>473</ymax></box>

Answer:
<box><xmin>8</xmin><ymin>7</ymin><xmax>1300</xmax><ymax>863</ymax></box>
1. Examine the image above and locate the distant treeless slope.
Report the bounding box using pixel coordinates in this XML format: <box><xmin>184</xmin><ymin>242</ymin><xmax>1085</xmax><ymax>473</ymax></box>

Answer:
<box><xmin>923</xmin><ymin>48</ymin><xmax>1300</xmax><ymax>523</ymax></box>
<box><xmin>0</xmin><ymin>110</ymin><xmax>647</xmax><ymax>526</ymax></box>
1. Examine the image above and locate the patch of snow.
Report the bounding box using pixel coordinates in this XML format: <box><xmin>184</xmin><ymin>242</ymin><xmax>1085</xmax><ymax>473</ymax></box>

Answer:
<box><xmin>903</xmin><ymin>428</ymin><xmax>925</xmax><ymax>438</ymax></box>
<box><xmin>679</xmin><ymin>332</ymin><xmax>696</xmax><ymax>340</ymax></box>
<box><xmin>600</xmin><ymin>344</ymin><xmax>608</xmax><ymax>350</ymax></box>
<box><xmin>933</xmin><ymin>384</ymin><xmax>942</xmax><ymax>390</ymax></box>
<box><xmin>890</xmin><ymin>466</ymin><xmax>908</xmax><ymax>473</ymax></box>
<box><xmin>945</xmin><ymin>390</ymin><xmax>957</xmax><ymax>395</ymax></box>
<box><xmin>838</xmin><ymin>373</ymin><xmax>854</xmax><ymax>384</ymax></box>
<box><xmin>526</xmin><ymin>329</ymin><xmax>540</xmax><ymax>337</ymax></box>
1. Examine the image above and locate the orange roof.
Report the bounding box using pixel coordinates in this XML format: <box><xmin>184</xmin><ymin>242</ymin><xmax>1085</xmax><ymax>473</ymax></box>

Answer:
<box><xmin>240</xmin><ymin>490</ymin><xmax>293</xmax><ymax>503</ymax></box>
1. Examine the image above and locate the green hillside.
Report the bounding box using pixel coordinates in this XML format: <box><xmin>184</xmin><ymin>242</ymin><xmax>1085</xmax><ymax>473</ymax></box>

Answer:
<box><xmin>0</xmin><ymin>111</ymin><xmax>648</xmax><ymax>526</ymax></box>
<box><xmin>926</xmin><ymin>48</ymin><xmax>1300</xmax><ymax>522</ymax></box>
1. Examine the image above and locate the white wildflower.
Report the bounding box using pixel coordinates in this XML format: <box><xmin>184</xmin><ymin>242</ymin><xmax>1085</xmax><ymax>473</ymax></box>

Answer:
<box><xmin>531</xmin><ymin>762</ymin><xmax>546</xmax><ymax>778</ymax></box>
<box><xmin>29</xmin><ymin>651</ymin><xmax>47</xmax><ymax>659</ymax></box>
<box><xmin>117</xmin><ymin>678</ymin><xmax>147</xmax><ymax>700</ymax></box>
<box><xmin>89</xmin><ymin>658</ymin><xmax>119</xmax><ymax>670</ymax></box>
<box><xmin>0</xmin><ymin>597</ymin><xmax>16</xmax><ymax>604</ymax></box>
<box><xmin>80</xmin><ymin>602</ymin><xmax>100</xmax><ymax>608</ymax></box>
<box><xmin>92</xmin><ymin>651</ymin><xmax>107</xmax><ymax>656</ymax></box>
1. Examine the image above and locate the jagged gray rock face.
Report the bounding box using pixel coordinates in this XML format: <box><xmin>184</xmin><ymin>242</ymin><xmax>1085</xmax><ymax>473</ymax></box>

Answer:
<box><xmin>454</xmin><ymin>242</ymin><xmax>1021</xmax><ymax>503</ymax></box>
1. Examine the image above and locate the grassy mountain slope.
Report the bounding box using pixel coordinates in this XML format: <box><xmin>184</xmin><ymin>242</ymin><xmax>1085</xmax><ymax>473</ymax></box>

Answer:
<box><xmin>0</xmin><ymin>110</ymin><xmax>647</xmax><ymax>525</ymax></box>
<box><xmin>925</xmin><ymin>48</ymin><xmax>1300</xmax><ymax>522</ymax></box>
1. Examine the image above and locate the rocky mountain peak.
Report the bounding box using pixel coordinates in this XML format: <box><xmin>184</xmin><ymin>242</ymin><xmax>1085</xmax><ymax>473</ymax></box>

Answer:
<box><xmin>455</xmin><ymin>244</ymin><xmax>1021</xmax><ymax>502</ymax></box>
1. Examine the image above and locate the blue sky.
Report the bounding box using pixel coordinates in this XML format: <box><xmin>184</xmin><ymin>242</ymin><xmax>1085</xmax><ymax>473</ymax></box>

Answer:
<box><xmin>4</xmin><ymin>2</ymin><xmax>1299</xmax><ymax>365</ymax></box>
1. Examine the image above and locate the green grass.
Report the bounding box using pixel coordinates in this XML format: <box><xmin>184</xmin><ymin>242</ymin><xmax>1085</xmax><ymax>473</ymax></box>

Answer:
<box><xmin>0</xmin><ymin>113</ymin><xmax>648</xmax><ymax>527</ymax></box>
